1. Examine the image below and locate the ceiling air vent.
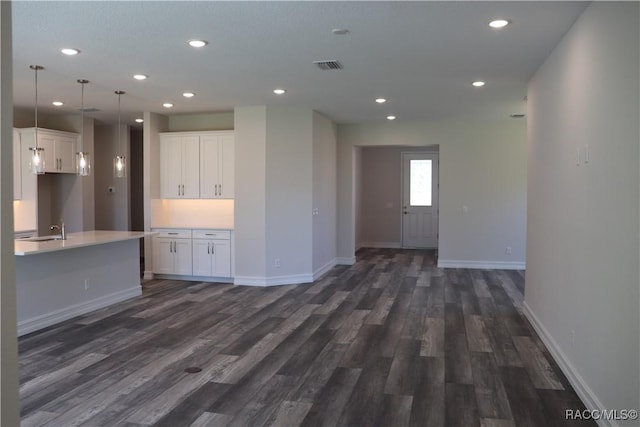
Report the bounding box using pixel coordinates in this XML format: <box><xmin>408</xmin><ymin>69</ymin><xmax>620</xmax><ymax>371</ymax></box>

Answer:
<box><xmin>77</xmin><ymin>107</ymin><xmax>100</xmax><ymax>113</ymax></box>
<box><xmin>314</xmin><ymin>60</ymin><xmax>343</xmax><ymax>70</ymax></box>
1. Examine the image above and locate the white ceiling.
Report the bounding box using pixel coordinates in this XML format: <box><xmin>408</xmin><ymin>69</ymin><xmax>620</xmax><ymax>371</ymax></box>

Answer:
<box><xmin>11</xmin><ymin>1</ymin><xmax>588</xmax><ymax>127</ymax></box>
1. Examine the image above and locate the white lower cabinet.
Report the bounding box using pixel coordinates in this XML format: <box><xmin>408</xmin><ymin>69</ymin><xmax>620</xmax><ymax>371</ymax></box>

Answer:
<box><xmin>192</xmin><ymin>230</ymin><xmax>231</xmax><ymax>277</ymax></box>
<box><xmin>152</xmin><ymin>229</ymin><xmax>193</xmax><ymax>275</ymax></box>
<box><xmin>152</xmin><ymin>228</ymin><xmax>232</xmax><ymax>279</ymax></box>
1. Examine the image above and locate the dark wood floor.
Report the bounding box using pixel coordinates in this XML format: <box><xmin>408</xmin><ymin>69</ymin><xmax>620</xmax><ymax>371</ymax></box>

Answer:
<box><xmin>19</xmin><ymin>248</ymin><xmax>594</xmax><ymax>427</ymax></box>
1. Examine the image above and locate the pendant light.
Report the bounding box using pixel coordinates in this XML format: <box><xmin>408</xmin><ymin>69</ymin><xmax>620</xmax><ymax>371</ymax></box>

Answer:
<box><xmin>76</xmin><ymin>79</ymin><xmax>91</xmax><ymax>176</ymax></box>
<box><xmin>113</xmin><ymin>90</ymin><xmax>126</xmax><ymax>178</ymax></box>
<box><xmin>28</xmin><ymin>65</ymin><xmax>45</xmax><ymax>175</ymax></box>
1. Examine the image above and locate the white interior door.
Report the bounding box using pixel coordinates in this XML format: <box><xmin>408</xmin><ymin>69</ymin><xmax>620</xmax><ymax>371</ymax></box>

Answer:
<box><xmin>402</xmin><ymin>152</ymin><xmax>439</xmax><ymax>248</ymax></box>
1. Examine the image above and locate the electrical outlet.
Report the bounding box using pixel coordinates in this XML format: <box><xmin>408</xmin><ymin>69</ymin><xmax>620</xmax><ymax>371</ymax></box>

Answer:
<box><xmin>505</xmin><ymin>246</ymin><xmax>512</xmax><ymax>255</ymax></box>
<box><xmin>275</xmin><ymin>258</ymin><xmax>281</xmax><ymax>268</ymax></box>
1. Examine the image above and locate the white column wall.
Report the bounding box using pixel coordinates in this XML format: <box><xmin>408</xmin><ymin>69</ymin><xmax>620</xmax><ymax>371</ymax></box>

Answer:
<box><xmin>312</xmin><ymin>112</ymin><xmax>337</xmax><ymax>276</ymax></box>
<box><xmin>264</xmin><ymin>107</ymin><xmax>313</xmax><ymax>279</ymax></box>
<box><xmin>0</xmin><ymin>1</ymin><xmax>20</xmax><ymax>424</ymax></box>
<box><xmin>142</xmin><ymin>112</ymin><xmax>168</xmax><ymax>278</ymax></box>
<box><xmin>234</xmin><ymin>106</ymin><xmax>268</xmax><ymax>281</ymax></box>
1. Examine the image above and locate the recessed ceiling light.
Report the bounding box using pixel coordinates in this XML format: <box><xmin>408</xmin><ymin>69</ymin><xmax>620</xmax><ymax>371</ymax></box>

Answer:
<box><xmin>489</xmin><ymin>19</ymin><xmax>510</xmax><ymax>29</ymax></box>
<box><xmin>52</xmin><ymin>101</ymin><xmax>64</xmax><ymax>106</ymax></box>
<box><xmin>135</xmin><ymin>118</ymin><xmax>144</xmax><ymax>123</ymax></box>
<box><xmin>375</xmin><ymin>98</ymin><xmax>387</xmax><ymax>104</ymax></box>
<box><xmin>133</xmin><ymin>74</ymin><xmax>148</xmax><ymax>80</ymax></box>
<box><xmin>332</xmin><ymin>28</ymin><xmax>350</xmax><ymax>35</ymax></box>
<box><xmin>188</xmin><ymin>40</ymin><xmax>208</xmax><ymax>48</ymax></box>
<box><xmin>273</xmin><ymin>88</ymin><xmax>286</xmax><ymax>95</ymax></box>
<box><xmin>183</xmin><ymin>92</ymin><xmax>195</xmax><ymax>98</ymax></box>
<box><xmin>472</xmin><ymin>81</ymin><xmax>486</xmax><ymax>87</ymax></box>
<box><xmin>60</xmin><ymin>48</ymin><xmax>79</xmax><ymax>56</ymax></box>
<box><xmin>163</xmin><ymin>103</ymin><xmax>174</xmax><ymax>108</ymax></box>
<box><xmin>386</xmin><ymin>115</ymin><xmax>396</xmax><ymax>121</ymax></box>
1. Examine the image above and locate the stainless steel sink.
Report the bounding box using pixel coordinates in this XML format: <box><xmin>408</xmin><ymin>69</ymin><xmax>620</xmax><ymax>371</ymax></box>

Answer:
<box><xmin>21</xmin><ymin>235</ymin><xmax>64</xmax><ymax>242</ymax></box>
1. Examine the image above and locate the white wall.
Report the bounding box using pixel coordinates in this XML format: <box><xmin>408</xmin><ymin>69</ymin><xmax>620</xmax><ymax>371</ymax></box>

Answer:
<box><xmin>312</xmin><ymin>111</ymin><xmax>337</xmax><ymax>275</ymax></box>
<box><xmin>0</xmin><ymin>2</ymin><xmax>20</xmax><ymax>423</ymax></box>
<box><xmin>338</xmin><ymin>119</ymin><xmax>527</xmax><ymax>269</ymax></box>
<box><xmin>525</xmin><ymin>2</ymin><xmax>639</xmax><ymax>422</ymax></box>
<box><xmin>168</xmin><ymin>112</ymin><xmax>234</xmax><ymax>132</ymax></box>
<box><xmin>47</xmin><ymin>115</ymin><xmax>95</xmax><ymax>232</ymax></box>
<box><xmin>94</xmin><ymin>124</ymin><xmax>130</xmax><ymax>231</ymax></box>
<box><xmin>359</xmin><ymin>146</ymin><xmax>410</xmax><ymax>247</ymax></box>
<box><xmin>234</xmin><ymin>106</ymin><xmax>267</xmax><ymax>280</ymax></box>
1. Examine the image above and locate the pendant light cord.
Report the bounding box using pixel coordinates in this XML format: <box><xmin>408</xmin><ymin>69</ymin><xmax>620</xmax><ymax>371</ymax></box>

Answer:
<box><xmin>80</xmin><ymin>81</ymin><xmax>84</xmax><ymax>151</ymax></box>
<box><xmin>30</xmin><ymin>65</ymin><xmax>43</xmax><ymax>149</ymax></box>
<box><xmin>34</xmin><ymin>68</ymin><xmax>38</xmax><ymax>130</ymax></box>
<box><xmin>118</xmin><ymin>92</ymin><xmax>121</xmax><ymax>154</ymax></box>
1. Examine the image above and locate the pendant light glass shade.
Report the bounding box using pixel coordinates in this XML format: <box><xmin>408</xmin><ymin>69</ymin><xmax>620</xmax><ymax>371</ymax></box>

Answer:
<box><xmin>77</xmin><ymin>79</ymin><xmax>91</xmax><ymax>176</ymax></box>
<box><xmin>114</xmin><ymin>155</ymin><xmax>126</xmax><ymax>178</ymax></box>
<box><xmin>114</xmin><ymin>91</ymin><xmax>126</xmax><ymax>178</ymax></box>
<box><xmin>29</xmin><ymin>65</ymin><xmax>46</xmax><ymax>175</ymax></box>
<box><xmin>29</xmin><ymin>147</ymin><xmax>45</xmax><ymax>175</ymax></box>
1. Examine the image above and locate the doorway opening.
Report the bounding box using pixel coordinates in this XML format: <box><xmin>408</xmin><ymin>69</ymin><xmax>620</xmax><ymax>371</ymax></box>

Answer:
<box><xmin>354</xmin><ymin>145</ymin><xmax>439</xmax><ymax>252</ymax></box>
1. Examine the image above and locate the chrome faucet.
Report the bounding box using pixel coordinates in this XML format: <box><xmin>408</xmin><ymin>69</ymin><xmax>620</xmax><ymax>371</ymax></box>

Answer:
<box><xmin>50</xmin><ymin>221</ymin><xmax>66</xmax><ymax>240</ymax></box>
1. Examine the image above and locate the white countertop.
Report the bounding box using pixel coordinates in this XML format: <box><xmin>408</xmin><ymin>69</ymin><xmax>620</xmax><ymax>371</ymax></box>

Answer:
<box><xmin>15</xmin><ymin>230</ymin><xmax>153</xmax><ymax>256</ymax></box>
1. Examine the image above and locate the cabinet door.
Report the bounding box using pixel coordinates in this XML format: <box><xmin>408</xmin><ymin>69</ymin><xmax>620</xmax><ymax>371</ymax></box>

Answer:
<box><xmin>55</xmin><ymin>136</ymin><xmax>77</xmax><ymax>173</ymax></box>
<box><xmin>160</xmin><ymin>136</ymin><xmax>183</xmax><ymax>198</ymax></box>
<box><xmin>199</xmin><ymin>135</ymin><xmax>219</xmax><ymax>199</ymax></box>
<box><xmin>181</xmin><ymin>137</ymin><xmax>200</xmax><ymax>198</ymax></box>
<box><xmin>13</xmin><ymin>130</ymin><xmax>21</xmax><ymax>200</ymax></box>
<box><xmin>152</xmin><ymin>237</ymin><xmax>175</xmax><ymax>274</ymax></box>
<box><xmin>173</xmin><ymin>238</ymin><xmax>193</xmax><ymax>275</ymax></box>
<box><xmin>211</xmin><ymin>240</ymin><xmax>231</xmax><ymax>277</ymax></box>
<box><xmin>218</xmin><ymin>134</ymin><xmax>234</xmax><ymax>199</ymax></box>
<box><xmin>38</xmin><ymin>134</ymin><xmax>57</xmax><ymax>173</ymax></box>
<box><xmin>192</xmin><ymin>239</ymin><xmax>213</xmax><ymax>276</ymax></box>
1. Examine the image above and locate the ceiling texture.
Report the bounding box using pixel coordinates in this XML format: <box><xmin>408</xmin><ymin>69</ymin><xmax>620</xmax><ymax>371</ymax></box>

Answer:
<box><xmin>11</xmin><ymin>1</ymin><xmax>588</xmax><ymax>126</ymax></box>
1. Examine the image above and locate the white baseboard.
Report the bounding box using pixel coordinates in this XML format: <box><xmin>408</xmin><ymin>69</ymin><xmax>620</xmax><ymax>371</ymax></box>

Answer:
<box><xmin>234</xmin><ymin>273</ymin><xmax>314</xmax><ymax>287</ymax></box>
<box><xmin>143</xmin><ymin>270</ymin><xmax>154</xmax><ymax>280</ymax></box>
<box><xmin>359</xmin><ymin>241</ymin><xmax>402</xmax><ymax>249</ymax></box>
<box><xmin>153</xmin><ymin>273</ymin><xmax>233</xmax><ymax>283</ymax></box>
<box><xmin>437</xmin><ymin>259</ymin><xmax>526</xmax><ymax>270</ymax></box>
<box><xmin>335</xmin><ymin>256</ymin><xmax>356</xmax><ymax>265</ymax></box>
<box><xmin>313</xmin><ymin>258</ymin><xmax>338</xmax><ymax>280</ymax></box>
<box><xmin>523</xmin><ymin>303</ymin><xmax>612</xmax><ymax>427</ymax></box>
<box><xmin>18</xmin><ymin>287</ymin><xmax>141</xmax><ymax>337</ymax></box>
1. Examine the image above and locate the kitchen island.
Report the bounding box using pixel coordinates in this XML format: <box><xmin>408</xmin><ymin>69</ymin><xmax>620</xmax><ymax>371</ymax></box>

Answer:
<box><xmin>15</xmin><ymin>230</ymin><xmax>150</xmax><ymax>336</ymax></box>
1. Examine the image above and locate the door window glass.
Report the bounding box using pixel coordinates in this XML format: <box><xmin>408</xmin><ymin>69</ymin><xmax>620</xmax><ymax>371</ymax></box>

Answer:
<box><xmin>410</xmin><ymin>159</ymin><xmax>432</xmax><ymax>206</ymax></box>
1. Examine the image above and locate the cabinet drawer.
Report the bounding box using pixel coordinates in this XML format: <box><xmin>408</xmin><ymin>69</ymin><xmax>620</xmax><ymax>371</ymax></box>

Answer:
<box><xmin>192</xmin><ymin>229</ymin><xmax>231</xmax><ymax>240</ymax></box>
<box><xmin>15</xmin><ymin>231</ymin><xmax>36</xmax><ymax>240</ymax></box>
<box><xmin>152</xmin><ymin>228</ymin><xmax>192</xmax><ymax>238</ymax></box>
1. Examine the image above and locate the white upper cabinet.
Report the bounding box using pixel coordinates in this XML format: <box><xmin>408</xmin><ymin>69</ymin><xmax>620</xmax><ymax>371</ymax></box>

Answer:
<box><xmin>200</xmin><ymin>132</ymin><xmax>234</xmax><ymax>199</ymax></box>
<box><xmin>18</xmin><ymin>128</ymin><xmax>78</xmax><ymax>174</ymax></box>
<box><xmin>160</xmin><ymin>131</ymin><xmax>234</xmax><ymax>199</ymax></box>
<box><xmin>160</xmin><ymin>135</ymin><xmax>200</xmax><ymax>198</ymax></box>
<box><xmin>13</xmin><ymin>129</ymin><xmax>21</xmax><ymax>200</ymax></box>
